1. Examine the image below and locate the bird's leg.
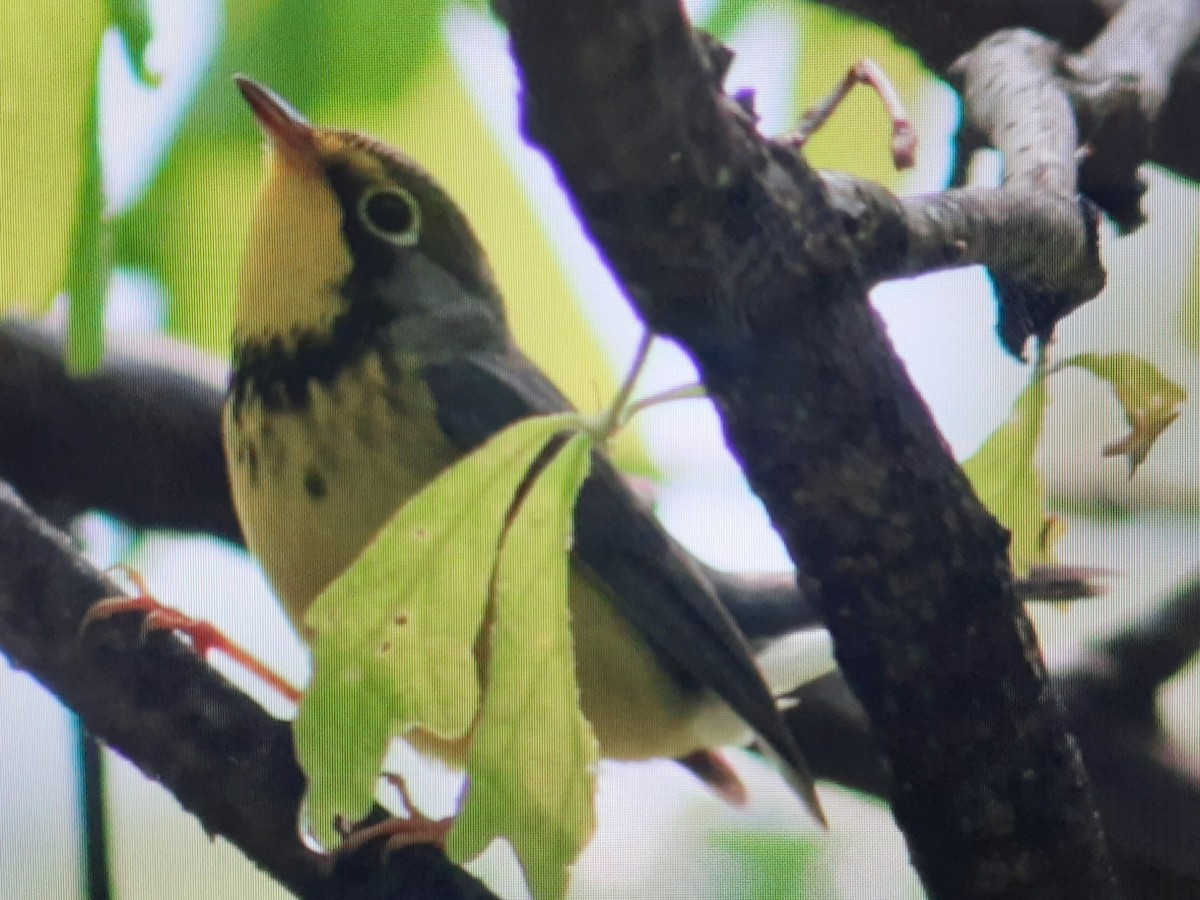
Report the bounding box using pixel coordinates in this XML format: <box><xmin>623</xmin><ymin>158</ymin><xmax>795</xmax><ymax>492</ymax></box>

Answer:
<box><xmin>677</xmin><ymin>748</ymin><xmax>749</xmax><ymax>807</ymax></box>
<box><xmin>335</xmin><ymin>774</ymin><xmax>456</xmax><ymax>854</ymax></box>
<box><xmin>81</xmin><ymin>565</ymin><xmax>301</xmax><ymax>703</ymax></box>
<box><xmin>782</xmin><ymin>58</ymin><xmax>917</xmax><ymax>170</ymax></box>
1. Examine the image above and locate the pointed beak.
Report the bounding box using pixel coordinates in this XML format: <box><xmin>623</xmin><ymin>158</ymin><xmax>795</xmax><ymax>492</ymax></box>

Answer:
<box><xmin>234</xmin><ymin>75</ymin><xmax>319</xmax><ymax>172</ymax></box>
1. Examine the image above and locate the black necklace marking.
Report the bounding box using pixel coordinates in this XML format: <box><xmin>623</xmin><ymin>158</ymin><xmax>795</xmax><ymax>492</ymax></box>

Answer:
<box><xmin>229</xmin><ymin>296</ymin><xmax>397</xmax><ymax>414</ymax></box>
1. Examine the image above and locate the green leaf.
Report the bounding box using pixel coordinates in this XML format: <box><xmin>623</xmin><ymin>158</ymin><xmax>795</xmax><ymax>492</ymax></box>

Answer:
<box><xmin>294</xmin><ymin>413</ymin><xmax>579</xmax><ymax>848</ymax></box>
<box><xmin>447</xmin><ymin>433</ymin><xmax>598</xmax><ymax>900</ymax></box>
<box><xmin>0</xmin><ymin>3</ymin><xmax>107</xmax><ymax>316</ymax></box>
<box><xmin>106</xmin><ymin>0</ymin><xmax>159</xmax><ymax>85</ymax></box>
<box><xmin>1055</xmin><ymin>352</ymin><xmax>1187</xmax><ymax>476</ymax></box>
<box><xmin>962</xmin><ymin>371</ymin><xmax>1054</xmax><ymax>576</ymax></box>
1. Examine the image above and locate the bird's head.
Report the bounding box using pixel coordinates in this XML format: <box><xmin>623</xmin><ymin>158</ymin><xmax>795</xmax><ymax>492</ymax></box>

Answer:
<box><xmin>233</xmin><ymin>76</ymin><xmax>505</xmax><ymax>364</ymax></box>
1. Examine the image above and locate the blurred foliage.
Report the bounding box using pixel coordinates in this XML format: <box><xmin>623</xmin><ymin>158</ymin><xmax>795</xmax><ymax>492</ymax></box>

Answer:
<box><xmin>703</xmin><ymin>0</ymin><xmax>760</xmax><ymax>37</ymax></box>
<box><xmin>711</xmin><ymin>828</ymin><xmax>825</xmax><ymax>899</ymax></box>
<box><xmin>0</xmin><ymin>3</ymin><xmax>107</xmax><ymax>319</ymax></box>
<box><xmin>63</xmin><ymin>74</ymin><xmax>110</xmax><ymax>372</ymax></box>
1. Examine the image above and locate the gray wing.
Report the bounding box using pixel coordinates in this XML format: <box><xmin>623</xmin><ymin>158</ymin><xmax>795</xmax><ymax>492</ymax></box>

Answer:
<box><xmin>422</xmin><ymin>348</ymin><xmax>823</xmax><ymax>821</ymax></box>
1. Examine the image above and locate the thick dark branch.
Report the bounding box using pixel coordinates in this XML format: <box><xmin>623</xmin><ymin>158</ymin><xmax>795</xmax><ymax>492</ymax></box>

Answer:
<box><xmin>496</xmin><ymin>3</ymin><xmax>1119</xmax><ymax>899</ymax></box>
<box><xmin>0</xmin><ymin>319</ymin><xmax>240</xmax><ymax>542</ymax></box>
<box><xmin>0</xmin><ymin>480</ymin><xmax>495</xmax><ymax>899</ymax></box>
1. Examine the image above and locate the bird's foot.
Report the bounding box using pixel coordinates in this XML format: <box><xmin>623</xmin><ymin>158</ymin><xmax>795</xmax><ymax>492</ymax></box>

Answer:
<box><xmin>82</xmin><ymin>565</ymin><xmax>301</xmax><ymax>703</ymax></box>
<box><xmin>335</xmin><ymin>774</ymin><xmax>455</xmax><ymax>855</ymax></box>
<box><xmin>335</xmin><ymin>812</ymin><xmax>455</xmax><ymax>855</ymax></box>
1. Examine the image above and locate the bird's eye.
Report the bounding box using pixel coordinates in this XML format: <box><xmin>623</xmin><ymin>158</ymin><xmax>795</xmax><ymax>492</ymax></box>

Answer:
<box><xmin>358</xmin><ymin>187</ymin><xmax>421</xmax><ymax>246</ymax></box>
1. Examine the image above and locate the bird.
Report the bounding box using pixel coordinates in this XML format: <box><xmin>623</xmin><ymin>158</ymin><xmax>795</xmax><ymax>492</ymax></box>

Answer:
<box><xmin>222</xmin><ymin>74</ymin><xmax>832</xmax><ymax>836</ymax></box>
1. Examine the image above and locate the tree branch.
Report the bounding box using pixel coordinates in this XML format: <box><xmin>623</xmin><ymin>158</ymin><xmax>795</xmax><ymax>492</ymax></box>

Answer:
<box><xmin>1066</xmin><ymin>0</ymin><xmax>1200</xmax><ymax>228</ymax></box>
<box><xmin>811</xmin><ymin>0</ymin><xmax>1200</xmax><ymax>195</ymax></box>
<box><xmin>0</xmin><ymin>319</ymin><xmax>239</xmax><ymax>542</ymax></box>
<box><xmin>494</xmin><ymin>2</ymin><xmax>1120</xmax><ymax>898</ymax></box>
<box><xmin>0</xmin><ymin>479</ymin><xmax>498</xmax><ymax>899</ymax></box>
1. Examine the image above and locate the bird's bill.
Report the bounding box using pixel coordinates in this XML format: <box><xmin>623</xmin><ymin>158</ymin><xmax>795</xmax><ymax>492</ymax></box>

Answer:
<box><xmin>234</xmin><ymin>75</ymin><xmax>320</xmax><ymax>173</ymax></box>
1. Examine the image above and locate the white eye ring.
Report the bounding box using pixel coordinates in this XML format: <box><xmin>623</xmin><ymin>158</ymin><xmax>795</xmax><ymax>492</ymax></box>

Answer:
<box><xmin>357</xmin><ymin>186</ymin><xmax>421</xmax><ymax>246</ymax></box>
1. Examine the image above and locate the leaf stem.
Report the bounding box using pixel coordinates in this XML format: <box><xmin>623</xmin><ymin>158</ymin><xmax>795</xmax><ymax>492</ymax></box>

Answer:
<box><xmin>594</xmin><ymin>329</ymin><xmax>654</xmax><ymax>443</ymax></box>
<box><xmin>621</xmin><ymin>382</ymin><xmax>706</xmax><ymax>426</ymax></box>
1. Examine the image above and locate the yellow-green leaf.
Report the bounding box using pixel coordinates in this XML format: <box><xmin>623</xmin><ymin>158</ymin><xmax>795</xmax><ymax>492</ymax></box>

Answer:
<box><xmin>447</xmin><ymin>433</ymin><xmax>598</xmax><ymax>900</ymax></box>
<box><xmin>962</xmin><ymin>371</ymin><xmax>1055</xmax><ymax>576</ymax></box>
<box><xmin>1055</xmin><ymin>352</ymin><xmax>1187</xmax><ymax>476</ymax></box>
<box><xmin>0</xmin><ymin>3</ymin><xmax>107</xmax><ymax>315</ymax></box>
<box><xmin>295</xmin><ymin>413</ymin><xmax>579</xmax><ymax>848</ymax></box>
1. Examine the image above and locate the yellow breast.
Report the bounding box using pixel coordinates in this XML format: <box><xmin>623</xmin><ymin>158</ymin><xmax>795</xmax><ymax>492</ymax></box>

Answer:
<box><xmin>223</xmin><ymin>351</ymin><xmax>456</xmax><ymax>624</ymax></box>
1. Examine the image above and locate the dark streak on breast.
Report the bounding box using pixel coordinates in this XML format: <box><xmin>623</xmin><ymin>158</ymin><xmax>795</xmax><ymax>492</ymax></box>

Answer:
<box><xmin>303</xmin><ymin>468</ymin><xmax>327</xmax><ymax>500</ymax></box>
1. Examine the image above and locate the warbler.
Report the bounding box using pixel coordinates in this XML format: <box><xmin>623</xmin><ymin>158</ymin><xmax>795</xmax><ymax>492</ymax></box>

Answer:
<box><xmin>226</xmin><ymin>76</ymin><xmax>830</xmax><ymax>829</ymax></box>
